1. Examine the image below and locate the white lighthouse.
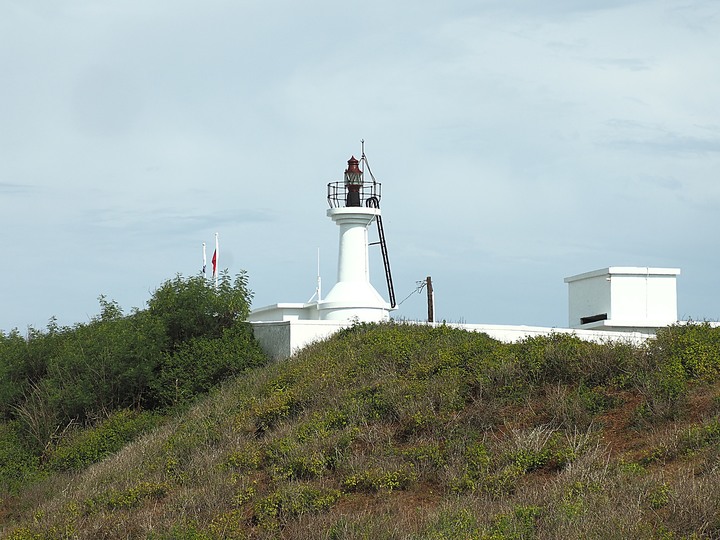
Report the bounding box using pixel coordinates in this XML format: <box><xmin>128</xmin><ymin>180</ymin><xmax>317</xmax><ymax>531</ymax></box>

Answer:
<box><xmin>248</xmin><ymin>153</ymin><xmax>395</xmax><ymax>358</ymax></box>
<box><xmin>318</xmin><ymin>156</ymin><xmax>393</xmax><ymax>322</ymax></box>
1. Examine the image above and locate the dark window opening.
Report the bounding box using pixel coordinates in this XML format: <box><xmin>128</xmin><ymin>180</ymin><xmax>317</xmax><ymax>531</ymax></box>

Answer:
<box><xmin>581</xmin><ymin>313</ymin><xmax>608</xmax><ymax>325</ymax></box>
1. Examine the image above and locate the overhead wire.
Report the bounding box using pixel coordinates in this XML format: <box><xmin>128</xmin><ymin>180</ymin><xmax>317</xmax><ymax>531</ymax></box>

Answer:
<box><xmin>397</xmin><ymin>280</ymin><xmax>427</xmax><ymax>307</ymax></box>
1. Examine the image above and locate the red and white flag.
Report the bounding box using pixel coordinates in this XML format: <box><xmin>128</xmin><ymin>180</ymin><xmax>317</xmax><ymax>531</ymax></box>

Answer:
<box><xmin>212</xmin><ymin>232</ymin><xmax>219</xmax><ymax>284</ymax></box>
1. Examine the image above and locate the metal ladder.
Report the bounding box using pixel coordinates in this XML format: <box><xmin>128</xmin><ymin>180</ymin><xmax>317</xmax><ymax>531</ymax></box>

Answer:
<box><xmin>366</xmin><ymin>197</ymin><xmax>397</xmax><ymax>308</ymax></box>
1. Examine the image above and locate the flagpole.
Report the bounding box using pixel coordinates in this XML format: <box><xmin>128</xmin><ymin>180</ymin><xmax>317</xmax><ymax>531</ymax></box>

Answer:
<box><xmin>202</xmin><ymin>242</ymin><xmax>207</xmax><ymax>277</ymax></box>
<box><xmin>317</xmin><ymin>247</ymin><xmax>322</xmax><ymax>302</ymax></box>
<box><xmin>214</xmin><ymin>232</ymin><xmax>219</xmax><ymax>290</ymax></box>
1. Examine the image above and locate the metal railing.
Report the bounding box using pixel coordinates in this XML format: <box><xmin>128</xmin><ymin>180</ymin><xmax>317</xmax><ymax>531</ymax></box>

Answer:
<box><xmin>327</xmin><ymin>180</ymin><xmax>382</xmax><ymax>208</ymax></box>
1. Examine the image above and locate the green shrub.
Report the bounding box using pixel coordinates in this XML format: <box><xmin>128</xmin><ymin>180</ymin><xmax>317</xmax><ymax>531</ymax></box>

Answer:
<box><xmin>487</xmin><ymin>505</ymin><xmax>541</xmax><ymax>539</ymax></box>
<box><xmin>265</xmin><ymin>437</ymin><xmax>331</xmax><ymax>481</ymax></box>
<box><xmin>635</xmin><ymin>356</ymin><xmax>688</xmax><ymax>421</ymax></box>
<box><xmin>223</xmin><ymin>442</ymin><xmax>263</xmax><ymax>472</ymax></box>
<box><xmin>207</xmin><ymin>509</ymin><xmax>247</xmax><ymax>539</ymax></box>
<box><xmin>253</xmin><ymin>483</ymin><xmax>340</xmax><ymax>529</ymax></box>
<box><xmin>147</xmin><ymin>523</ymin><xmax>213</xmax><ymax>540</ymax></box>
<box><xmin>545</xmin><ymin>383</ymin><xmax>615</xmax><ymax>430</ymax></box>
<box><xmin>1</xmin><ymin>272</ymin><xmax>264</xmax><ymax>458</ymax></box>
<box><xmin>633</xmin><ymin>323</ymin><xmax>720</xmax><ymax>422</ymax></box>
<box><xmin>252</xmin><ymin>406</ymin><xmax>361</xmax><ymax>485</ymax></box>
<box><xmin>83</xmin><ymin>481</ymin><xmax>170</xmax><ymax>513</ymax></box>
<box><xmin>0</xmin><ymin>421</ymin><xmax>43</xmax><ymax>494</ymax></box>
<box><xmin>402</xmin><ymin>442</ymin><xmax>446</xmax><ymax>471</ymax></box>
<box><xmin>350</xmin><ymin>384</ymin><xmax>398</xmax><ymax>422</ymax></box>
<box><xmin>4</xmin><ymin>527</ymin><xmax>45</xmax><ymax>540</ymax></box>
<box><xmin>150</xmin><ymin>323</ymin><xmax>266</xmax><ymax>409</ymax></box>
<box><xmin>250</xmin><ymin>388</ymin><xmax>302</xmax><ymax>434</ymax></box>
<box><xmin>514</xmin><ymin>333</ymin><xmax>589</xmax><ymax>385</ymax></box>
<box><xmin>342</xmin><ymin>464</ymin><xmax>417</xmax><ymax>493</ymax></box>
<box><xmin>639</xmin><ymin>416</ymin><xmax>720</xmax><ymax>465</ymax></box>
<box><xmin>652</xmin><ymin>323</ymin><xmax>720</xmax><ymax>380</ymax></box>
<box><xmin>558</xmin><ymin>480</ymin><xmax>604</xmax><ymax>519</ymax></box>
<box><xmin>146</xmin><ymin>272</ymin><xmax>253</xmax><ymax>349</ymax></box>
<box><xmin>416</xmin><ymin>507</ymin><xmax>481</xmax><ymax>539</ymax></box>
<box><xmin>647</xmin><ymin>482</ymin><xmax>672</xmax><ymax>510</ymax></box>
<box><xmin>47</xmin><ymin>409</ymin><xmax>158</xmax><ymax>471</ymax></box>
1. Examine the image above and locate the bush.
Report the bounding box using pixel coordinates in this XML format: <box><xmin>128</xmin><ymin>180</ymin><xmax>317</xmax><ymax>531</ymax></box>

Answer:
<box><xmin>341</xmin><ymin>464</ymin><xmax>417</xmax><ymax>493</ymax></box>
<box><xmin>146</xmin><ymin>271</ymin><xmax>253</xmax><ymax>350</ymax></box>
<box><xmin>0</xmin><ymin>272</ymin><xmax>265</xmax><ymax>457</ymax></box>
<box><xmin>150</xmin><ymin>323</ymin><xmax>266</xmax><ymax>409</ymax></box>
<box><xmin>46</xmin><ymin>409</ymin><xmax>159</xmax><ymax>471</ymax></box>
<box><xmin>83</xmin><ymin>481</ymin><xmax>170</xmax><ymax>513</ymax></box>
<box><xmin>253</xmin><ymin>483</ymin><xmax>340</xmax><ymax>529</ymax></box>
<box><xmin>0</xmin><ymin>421</ymin><xmax>43</xmax><ymax>494</ymax></box>
<box><xmin>651</xmin><ymin>323</ymin><xmax>720</xmax><ymax>380</ymax></box>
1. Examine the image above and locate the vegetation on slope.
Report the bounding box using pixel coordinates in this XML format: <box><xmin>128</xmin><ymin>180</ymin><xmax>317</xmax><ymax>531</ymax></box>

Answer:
<box><xmin>0</xmin><ymin>272</ymin><xmax>266</xmax><ymax>497</ymax></box>
<box><xmin>3</xmin><ymin>319</ymin><xmax>720</xmax><ymax>538</ymax></box>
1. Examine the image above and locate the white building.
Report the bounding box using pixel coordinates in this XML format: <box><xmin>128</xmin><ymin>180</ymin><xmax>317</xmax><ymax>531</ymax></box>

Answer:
<box><xmin>564</xmin><ymin>267</ymin><xmax>680</xmax><ymax>331</ymax></box>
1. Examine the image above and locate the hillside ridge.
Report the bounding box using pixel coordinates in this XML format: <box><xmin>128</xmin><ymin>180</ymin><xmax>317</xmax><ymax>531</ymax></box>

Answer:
<box><xmin>3</xmin><ymin>321</ymin><xmax>720</xmax><ymax>539</ymax></box>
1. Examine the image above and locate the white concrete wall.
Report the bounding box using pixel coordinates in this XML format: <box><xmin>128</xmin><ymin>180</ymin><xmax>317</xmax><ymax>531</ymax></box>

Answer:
<box><xmin>250</xmin><ymin>319</ymin><xmax>660</xmax><ymax>361</ymax></box>
<box><xmin>565</xmin><ymin>269</ymin><xmax>611</xmax><ymax>327</ymax></box>
<box><xmin>565</xmin><ymin>267</ymin><xmax>680</xmax><ymax>329</ymax></box>
<box><xmin>610</xmin><ymin>273</ymin><xmax>678</xmax><ymax>325</ymax></box>
<box><xmin>251</xmin><ymin>320</ymin><xmax>346</xmax><ymax>360</ymax></box>
<box><xmin>248</xmin><ymin>303</ymin><xmax>320</xmax><ymax>322</ymax></box>
<box><xmin>448</xmin><ymin>323</ymin><xmax>653</xmax><ymax>345</ymax></box>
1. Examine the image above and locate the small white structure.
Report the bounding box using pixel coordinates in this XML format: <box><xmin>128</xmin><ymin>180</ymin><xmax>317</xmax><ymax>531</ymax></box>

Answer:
<box><xmin>249</xmin><ymin>155</ymin><xmax>393</xmax><ymax>358</ymax></box>
<box><xmin>564</xmin><ymin>267</ymin><xmax>680</xmax><ymax>331</ymax></box>
<box><xmin>249</xmin><ymin>319</ymin><xmax>346</xmax><ymax>360</ymax></box>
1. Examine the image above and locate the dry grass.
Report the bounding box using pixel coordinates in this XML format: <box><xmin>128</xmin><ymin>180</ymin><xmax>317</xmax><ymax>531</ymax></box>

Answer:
<box><xmin>4</xmin><ymin>323</ymin><xmax>720</xmax><ymax>539</ymax></box>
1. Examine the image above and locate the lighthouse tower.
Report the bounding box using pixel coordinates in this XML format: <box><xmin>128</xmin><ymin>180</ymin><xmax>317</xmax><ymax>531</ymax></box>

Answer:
<box><xmin>318</xmin><ymin>156</ymin><xmax>393</xmax><ymax>322</ymax></box>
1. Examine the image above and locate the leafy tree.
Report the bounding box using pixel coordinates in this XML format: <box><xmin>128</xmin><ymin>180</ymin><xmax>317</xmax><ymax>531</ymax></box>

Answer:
<box><xmin>145</xmin><ymin>271</ymin><xmax>264</xmax><ymax>407</ymax></box>
<box><xmin>0</xmin><ymin>271</ymin><xmax>266</xmax><ymax>456</ymax></box>
<box><xmin>146</xmin><ymin>271</ymin><xmax>253</xmax><ymax>351</ymax></box>
<box><xmin>150</xmin><ymin>323</ymin><xmax>266</xmax><ymax>408</ymax></box>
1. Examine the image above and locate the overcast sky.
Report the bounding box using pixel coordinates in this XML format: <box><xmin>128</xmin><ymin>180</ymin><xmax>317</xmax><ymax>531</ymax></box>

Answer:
<box><xmin>1</xmin><ymin>0</ymin><xmax>719</xmax><ymax>332</ymax></box>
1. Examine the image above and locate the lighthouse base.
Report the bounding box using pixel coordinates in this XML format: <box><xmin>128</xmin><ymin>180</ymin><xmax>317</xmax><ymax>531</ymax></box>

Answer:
<box><xmin>318</xmin><ymin>281</ymin><xmax>392</xmax><ymax>322</ymax></box>
<box><xmin>317</xmin><ymin>303</ymin><xmax>391</xmax><ymax>322</ymax></box>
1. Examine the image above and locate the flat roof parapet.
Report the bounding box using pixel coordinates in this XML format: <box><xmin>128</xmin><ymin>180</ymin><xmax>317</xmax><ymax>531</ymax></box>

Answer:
<box><xmin>564</xmin><ymin>266</ymin><xmax>681</xmax><ymax>283</ymax></box>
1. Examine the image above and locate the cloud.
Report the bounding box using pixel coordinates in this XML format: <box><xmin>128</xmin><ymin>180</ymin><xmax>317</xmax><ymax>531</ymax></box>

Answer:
<box><xmin>605</xmin><ymin>134</ymin><xmax>720</xmax><ymax>155</ymax></box>
<box><xmin>85</xmin><ymin>206</ymin><xmax>276</xmax><ymax>237</ymax></box>
<box><xmin>588</xmin><ymin>57</ymin><xmax>653</xmax><ymax>71</ymax></box>
<box><xmin>476</xmin><ymin>0</ymin><xmax>651</xmax><ymax>18</ymax></box>
<box><xmin>0</xmin><ymin>182</ymin><xmax>34</xmax><ymax>194</ymax></box>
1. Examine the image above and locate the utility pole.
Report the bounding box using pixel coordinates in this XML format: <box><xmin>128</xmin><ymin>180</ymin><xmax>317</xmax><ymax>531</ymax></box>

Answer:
<box><xmin>426</xmin><ymin>276</ymin><xmax>435</xmax><ymax>323</ymax></box>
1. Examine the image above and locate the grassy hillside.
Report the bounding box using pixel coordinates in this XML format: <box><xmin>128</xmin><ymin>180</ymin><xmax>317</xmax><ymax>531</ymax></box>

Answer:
<box><xmin>3</xmin><ymin>322</ymin><xmax>720</xmax><ymax>539</ymax></box>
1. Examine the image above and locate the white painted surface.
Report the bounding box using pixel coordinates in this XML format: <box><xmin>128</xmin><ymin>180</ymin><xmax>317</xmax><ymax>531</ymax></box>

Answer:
<box><xmin>249</xmin><ymin>319</ymin><xmax>663</xmax><ymax>361</ymax></box>
<box><xmin>318</xmin><ymin>206</ymin><xmax>391</xmax><ymax>322</ymax></box>
<box><xmin>565</xmin><ymin>267</ymin><xmax>680</xmax><ymax>329</ymax></box>
<box><xmin>448</xmin><ymin>323</ymin><xmax>653</xmax><ymax>345</ymax></box>
<box><xmin>328</xmin><ymin>207</ymin><xmax>377</xmax><ymax>283</ymax></box>
<box><xmin>250</xmin><ymin>319</ymin><xmax>346</xmax><ymax>360</ymax></box>
<box><xmin>248</xmin><ymin>303</ymin><xmax>319</xmax><ymax>322</ymax></box>
<box><xmin>249</xmin><ymin>206</ymin><xmax>393</xmax><ymax>325</ymax></box>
